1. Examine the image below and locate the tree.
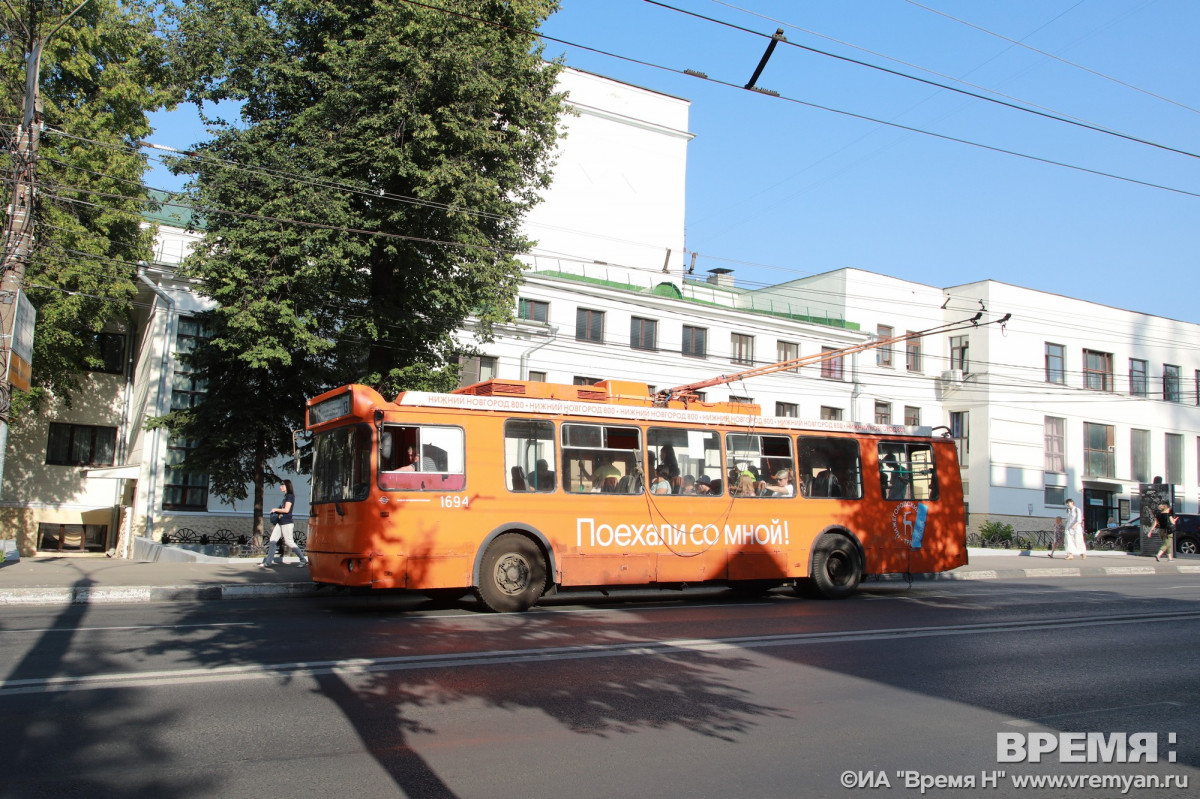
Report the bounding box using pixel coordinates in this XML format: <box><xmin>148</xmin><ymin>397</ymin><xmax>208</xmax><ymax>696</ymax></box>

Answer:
<box><xmin>0</xmin><ymin>0</ymin><xmax>171</xmax><ymax>413</ymax></box>
<box><xmin>152</xmin><ymin>0</ymin><xmax>566</xmax><ymax>532</ymax></box>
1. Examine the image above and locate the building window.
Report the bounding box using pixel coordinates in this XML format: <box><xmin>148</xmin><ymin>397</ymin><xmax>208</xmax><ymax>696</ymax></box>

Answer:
<box><xmin>876</xmin><ymin>325</ymin><xmax>894</xmax><ymax>368</ymax></box>
<box><xmin>575</xmin><ymin>308</ymin><xmax>604</xmax><ymax>343</ymax></box>
<box><xmin>1044</xmin><ymin>416</ymin><xmax>1065</xmax><ymax>473</ymax></box>
<box><xmin>875</xmin><ymin>401</ymin><xmax>891</xmax><ymax>425</ymax></box>
<box><xmin>1165</xmin><ymin>433</ymin><xmax>1183</xmax><ymax>484</ymax></box>
<box><xmin>904</xmin><ymin>406</ymin><xmax>921</xmax><ymax>426</ymax></box>
<box><xmin>165</xmin><ymin>317</ymin><xmax>210</xmax><ymax>509</ymax></box>
<box><xmin>820</xmin><ymin>346</ymin><xmax>844</xmax><ymax>380</ymax></box>
<box><xmin>85</xmin><ymin>331</ymin><xmax>126</xmax><ymax>374</ymax></box>
<box><xmin>630</xmin><ymin>317</ymin><xmax>657</xmax><ymax>351</ymax></box>
<box><xmin>775</xmin><ymin>401</ymin><xmax>798</xmax><ymax>417</ymax></box>
<box><xmin>820</xmin><ymin>406</ymin><xmax>842</xmax><ymax>421</ymax></box>
<box><xmin>731</xmin><ymin>333</ymin><xmax>754</xmax><ymax>365</ymax></box>
<box><xmin>905</xmin><ymin>333</ymin><xmax>921</xmax><ymax>372</ymax></box>
<box><xmin>573</xmin><ymin>376</ymin><xmax>601</xmax><ymax>386</ymax></box>
<box><xmin>1083</xmin><ymin>349</ymin><xmax>1113</xmax><ymax>392</ymax></box>
<box><xmin>682</xmin><ymin>325</ymin><xmax>707</xmax><ymax>358</ymax></box>
<box><xmin>163</xmin><ymin>437</ymin><xmax>208</xmax><ymax>510</ymax></box>
<box><xmin>457</xmin><ymin>355</ymin><xmax>496</xmax><ymax>387</ymax></box>
<box><xmin>1044</xmin><ymin>485</ymin><xmax>1066</xmax><ymax>506</ymax></box>
<box><xmin>1045</xmin><ymin>343</ymin><xmax>1065</xmax><ymax>384</ymax></box>
<box><xmin>1163</xmin><ymin>364</ymin><xmax>1181</xmax><ymax>402</ymax></box>
<box><xmin>1129</xmin><ymin>358</ymin><xmax>1148</xmax><ymax>397</ymax></box>
<box><xmin>950</xmin><ymin>411</ymin><xmax>968</xmax><ymax>466</ymax></box>
<box><xmin>170</xmin><ymin>317</ymin><xmax>209</xmax><ymax>411</ymax></box>
<box><xmin>728</xmin><ymin>394</ymin><xmax>753</xmax><ymax>404</ymax></box>
<box><xmin>527</xmin><ymin>371</ymin><xmax>546</xmax><ymax>383</ymax></box>
<box><xmin>46</xmin><ymin>423</ymin><xmax>117</xmax><ymax>466</ymax></box>
<box><xmin>1131</xmin><ymin>429</ymin><xmax>1150</xmax><ymax>484</ymax></box>
<box><xmin>518</xmin><ymin>298</ymin><xmax>548</xmax><ymax>323</ymax></box>
<box><xmin>777</xmin><ymin>340</ymin><xmax>799</xmax><ymax>371</ymax></box>
<box><xmin>1083</xmin><ymin>421</ymin><xmax>1114</xmax><ymax>478</ymax></box>
<box><xmin>949</xmin><ymin>335</ymin><xmax>969</xmax><ymax>373</ymax></box>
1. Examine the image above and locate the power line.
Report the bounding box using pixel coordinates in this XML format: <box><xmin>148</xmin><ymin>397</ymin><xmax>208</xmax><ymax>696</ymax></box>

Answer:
<box><xmin>645</xmin><ymin>0</ymin><xmax>1200</xmax><ymax>161</ymax></box>
<box><xmin>900</xmin><ymin>0</ymin><xmax>1200</xmax><ymax>116</ymax></box>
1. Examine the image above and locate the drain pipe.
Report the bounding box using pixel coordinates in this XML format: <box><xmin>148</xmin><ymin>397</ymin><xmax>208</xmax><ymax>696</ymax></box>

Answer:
<box><xmin>518</xmin><ymin>324</ymin><xmax>558</xmax><ymax>379</ymax></box>
<box><xmin>137</xmin><ymin>267</ymin><xmax>177</xmax><ymax>542</ymax></box>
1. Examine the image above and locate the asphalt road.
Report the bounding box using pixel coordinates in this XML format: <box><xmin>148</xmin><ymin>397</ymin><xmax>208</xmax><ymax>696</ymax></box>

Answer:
<box><xmin>1</xmin><ymin>576</ymin><xmax>1198</xmax><ymax>799</ymax></box>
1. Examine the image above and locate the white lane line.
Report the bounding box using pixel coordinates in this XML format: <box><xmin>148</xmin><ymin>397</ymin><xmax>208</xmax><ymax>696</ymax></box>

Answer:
<box><xmin>0</xmin><ymin>621</ymin><xmax>257</xmax><ymax>635</ymax></box>
<box><xmin>4</xmin><ymin>609</ymin><xmax>1199</xmax><ymax>696</ymax></box>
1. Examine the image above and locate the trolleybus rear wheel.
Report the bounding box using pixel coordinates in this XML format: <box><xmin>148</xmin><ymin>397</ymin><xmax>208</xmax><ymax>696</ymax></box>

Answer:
<box><xmin>476</xmin><ymin>533</ymin><xmax>547</xmax><ymax>613</ymax></box>
<box><xmin>806</xmin><ymin>534</ymin><xmax>861</xmax><ymax>599</ymax></box>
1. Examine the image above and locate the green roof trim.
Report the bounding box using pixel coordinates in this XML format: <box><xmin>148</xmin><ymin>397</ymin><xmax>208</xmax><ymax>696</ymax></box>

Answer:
<box><xmin>143</xmin><ymin>189</ymin><xmax>199</xmax><ymax>229</ymax></box>
<box><xmin>533</xmin><ymin>269</ymin><xmax>859</xmax><ymax>330</ymax></box>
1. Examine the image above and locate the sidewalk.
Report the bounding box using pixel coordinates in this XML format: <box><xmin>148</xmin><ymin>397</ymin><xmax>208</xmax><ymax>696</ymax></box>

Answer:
<box><xmin>0</xmin><ymin>545</ymin><xmax>1197</xmax><ymax>607</ymax></box>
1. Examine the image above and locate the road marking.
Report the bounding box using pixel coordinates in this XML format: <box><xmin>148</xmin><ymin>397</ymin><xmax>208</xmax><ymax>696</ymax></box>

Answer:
<box><xmin>1005</xmin><ymin>701</ymin><xmax>1186</xmax><ymax>726</ymax></box>
<box><xmin>0</xmin><ymin>621</ymin><xmax>256</xmax><ymax>635</ymax></box>
<box><xmin>3</xmin><ymin>609</ymin><xmax>1199</xmax><ymax>696</ymax></box>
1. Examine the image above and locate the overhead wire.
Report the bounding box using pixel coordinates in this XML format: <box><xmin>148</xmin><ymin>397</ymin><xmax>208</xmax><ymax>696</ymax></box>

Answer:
<box><xmin>900</xmin><ymin>0</ymin><xmax>1200</xmax><ymax>116</ymax></box>
<box><xmin>644</xmin><ymin>0</ymin><xmax>1200</xmax><ymax>161</ymax></box>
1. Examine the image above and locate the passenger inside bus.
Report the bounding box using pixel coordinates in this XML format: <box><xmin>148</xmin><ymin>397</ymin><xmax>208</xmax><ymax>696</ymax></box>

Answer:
<box><xmin>760</xmin><ymin>469</ymin><xmax>794</xmax><ymax>497</ymax></box>
<box><xmin>881</xmin><ymin>452</ymin><xmax>911</xmax><ymax>499</ymax></box>
<box><xmin>650</xmin><ymin>465</ymin><xmax>673</xmax><ymax>495</ymax></box>
<box><xmin>399</xmin><ymin>444</ymin><xmax>437</xmax><ymax>472</ymax></box>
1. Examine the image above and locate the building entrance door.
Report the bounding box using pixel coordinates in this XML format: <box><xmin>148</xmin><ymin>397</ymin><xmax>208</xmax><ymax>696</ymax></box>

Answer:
<box><xmin>1083</xmin><ymin>488</ymin><xmax>1115</xmax><ymax>534</ymax></box>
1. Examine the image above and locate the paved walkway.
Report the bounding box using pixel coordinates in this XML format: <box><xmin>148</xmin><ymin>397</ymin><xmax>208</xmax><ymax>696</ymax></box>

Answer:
<box><xmin>0</xmin><ymin>547</ymin><xmax>1196</xmax><ymax>607</ymax></box>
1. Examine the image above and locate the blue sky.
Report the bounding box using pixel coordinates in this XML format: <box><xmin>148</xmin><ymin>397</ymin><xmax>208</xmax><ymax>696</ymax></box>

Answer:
<box><xmin>146</xmin><ymin>0</ymin><xmax>1200</xmax><ymax>323</ymax></box>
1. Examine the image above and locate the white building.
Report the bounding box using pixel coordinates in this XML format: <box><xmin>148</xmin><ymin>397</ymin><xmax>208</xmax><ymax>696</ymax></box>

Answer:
<box><xmin>4</xmin><ymin>67</ymin><xmax>1198</xmax><ymax>557</ymax></box>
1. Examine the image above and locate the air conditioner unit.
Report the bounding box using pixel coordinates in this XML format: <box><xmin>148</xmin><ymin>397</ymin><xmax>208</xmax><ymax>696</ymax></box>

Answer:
<box><xmin>941</xmin><ymin>369</ymin><xmax>964</xmax><ymax>384</ymax></box>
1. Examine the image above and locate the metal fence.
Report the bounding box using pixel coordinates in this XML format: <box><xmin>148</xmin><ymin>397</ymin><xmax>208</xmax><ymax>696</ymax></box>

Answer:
<box><xmin>161</xmin><ymin>527</ymin><xmax>308</xmax><ymax>558</ymax></box>
<box><xmin>967</xmin><ymin>528</ymin><xmax>1086</xmax><ymax>550</ymax></box>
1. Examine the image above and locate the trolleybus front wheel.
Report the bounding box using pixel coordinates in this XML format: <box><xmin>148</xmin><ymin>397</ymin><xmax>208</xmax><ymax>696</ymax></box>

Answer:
<box><xmin>802</xmin><ymin>534</ymin><xmax>862</xmax><ymax>600</ymax></box>
<box><xmin>476</xmin><ymin>533</ymin><xmax>547</xmax><ymax>613</ymax></box>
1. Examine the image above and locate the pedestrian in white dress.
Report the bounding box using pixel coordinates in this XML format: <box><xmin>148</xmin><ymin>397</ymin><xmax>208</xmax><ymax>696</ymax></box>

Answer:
<box><xmin>1063</xmin><ymin>498</ymin><xmax>1087</xmax><ymax>560</ymax></box>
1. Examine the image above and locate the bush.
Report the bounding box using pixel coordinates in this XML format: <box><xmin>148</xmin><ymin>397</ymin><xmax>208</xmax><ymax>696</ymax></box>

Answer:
<box><xmin>978</xmin><ymin>521</ymin><xmax>1016</xmax><ymax>547</ymax></box>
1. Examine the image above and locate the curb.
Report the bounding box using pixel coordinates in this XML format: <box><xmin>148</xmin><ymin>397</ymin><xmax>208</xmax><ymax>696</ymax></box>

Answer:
<box><xmin>0</xmin><ymin>582</ymin><xmax>320</xmax><ymax>607</ymax></box>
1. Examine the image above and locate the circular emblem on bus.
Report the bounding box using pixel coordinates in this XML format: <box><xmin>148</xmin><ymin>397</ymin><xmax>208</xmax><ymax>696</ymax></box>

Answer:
<box><xmin>892</xmin><ymin>502</ymin><xmax>919</xmax><ymax>546</ymax></box>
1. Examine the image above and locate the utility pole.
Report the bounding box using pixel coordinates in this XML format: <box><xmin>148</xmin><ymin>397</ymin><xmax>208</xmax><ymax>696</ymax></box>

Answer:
<box><xmin>0</xmin><ymin>1</ymin><xmax>92</xmax><ymax>497</ymax></box>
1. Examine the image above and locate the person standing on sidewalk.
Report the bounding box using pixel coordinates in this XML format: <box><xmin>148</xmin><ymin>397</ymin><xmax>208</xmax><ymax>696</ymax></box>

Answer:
<box><xmin>1047</xmin><ymin>515</ymin><xmax>1064</xmax><ymax>558</ymax></box>
<box><xmin>259</xmin><ymin>479</ymin><xmax>308</xmax><ymax>568</ymax></box>
<box><xmin>1063</xmin><ymin>498</ymin><xmax>1086</xmax><ymax>560</ymax></box>
<box><xmin>1152</xmin><ymin>502</ymin><xmax>1177</xmax><ymax>562</ymax></box>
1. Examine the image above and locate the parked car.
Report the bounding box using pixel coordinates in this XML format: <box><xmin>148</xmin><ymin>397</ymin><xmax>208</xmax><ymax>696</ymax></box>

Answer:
<box><xmin>1174</xmin><ymin>513</ymin><xmax>1200</xmax><ymax>555</ymax></box>
<box><xmin>1095</xmin><ymin>514</ymin><xmax>1199</xmax><ymax>555</ymax></box>
<box><xmin>1095</xmin><ymin>524</ymin><xmax>1140</xmax><ymax>552</ymax></box>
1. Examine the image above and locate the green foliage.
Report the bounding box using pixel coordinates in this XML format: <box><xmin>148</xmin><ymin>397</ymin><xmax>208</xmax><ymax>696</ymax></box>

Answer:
<box><xmin>0</xmin><ymin>0</ymin><xmax>172</xmax><ymax>410</ymax></box>
<box><xmin>151</xmin><ymin>0</ymin><xmax>566</xmax><ymax>510</ymax></box>
<box><xmin>978</xmin><ymin>520</ymin><xmax>1016</xmax><ymax>543</ymax></box>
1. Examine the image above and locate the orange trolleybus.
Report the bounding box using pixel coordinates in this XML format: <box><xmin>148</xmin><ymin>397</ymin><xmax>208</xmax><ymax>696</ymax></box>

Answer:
<box><xmin>304</xmin><ymin>377</ymin><xmax>967</xmax><ymax>611</ymax></box>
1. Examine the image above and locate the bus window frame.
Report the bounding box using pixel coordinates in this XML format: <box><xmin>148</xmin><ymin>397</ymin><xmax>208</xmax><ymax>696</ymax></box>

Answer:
<box><xmin>724</xmin><ymin>431</ymin><xmax>795</xmax><ymax>498</ymax></box>
<box><xmin>377</xmin><ymin>423</ymin><xmax>466</xmax><ymax>492</ymax></box>
<box><xmin>562</xmin><ymin>422</ymin><xmax>644</xmax><ymax>494</ymax></box>
<box><xmin>796</xmin><ymin>436</ymin><xmax>863</xmax><ymax>500</ymax></box>
<box><xmin>504</xmin><ymin>418</ymin><xmax>557</xmax><ymax>493</ymax></box>
<box><xmin>878</xmin><ymin>440</ymin><xmax>939</xmax><ymax>501</ymax></box>
<box><xmin>311</xmin><ymin>422</ymin><xmax>372</xmax><ymax>504</ymax></box>
<box><xmin>647</xmin><ymin>427</ymin><xmax>724</xmax><ymax>497</ymax></box>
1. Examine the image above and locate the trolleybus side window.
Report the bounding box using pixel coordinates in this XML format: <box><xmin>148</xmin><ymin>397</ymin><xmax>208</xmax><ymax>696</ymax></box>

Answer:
<box><xmin>311</xmin><ymin>423</ymin><xmax>372</xmax><ymax>503</ymax></box>
<box><xmin>647</xmin><ymin>427</ymin><xmax>723</xmax><ymax>496</ymax></box>
<box><xmin>878</xmin><ymin>442</ymin><xmax>938</xmax><ymax>501</ymax></box>
<box><xmin>562</xmin><ymin>423</ymin><xmax>643</xmax><ymax>494</ymax></box>
<box><xmin>797</xmin><ymin>437</ymin><xmax>863</xmax><ymax>499</ymax></box>
<box><xmin>505</xmin><ymin>419</ymin><xmax>556</xmax><ymax>492</ymax></box>
<box><xmin>725</xmin><ymin>433</ymin><xmax>795</xmax><ymax>497</ymax></box>
<box><xmin>378</xmin><ymin>425</ymin><xmax>465</xmax><ymax>491</ymax></box>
